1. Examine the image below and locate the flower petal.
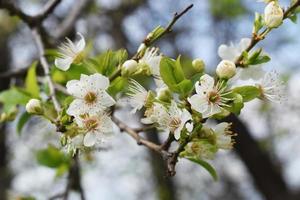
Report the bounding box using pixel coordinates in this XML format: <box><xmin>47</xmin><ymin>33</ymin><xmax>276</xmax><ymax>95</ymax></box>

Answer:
<box><xmin>75</xmin><ymin>32</ymin><xmax>86</xmax><ymax>52</ymax></box>
<box><xmin>188</xmin><ymin>94</ymin><xmax>209</xmax><ymax>114</ymax></box>
<box><xmin>83</xmin><ymin>132</ymin><xmax>96</xmax><ymax>147</ymax></box>
<box><xmin>200</xmin><ymin>74</ymin><xmax>215</xmax><ymax>91</ymax></box>
<box><xmin>66</xmin><ymin>80</ymin><xmax>86</xmax><ymax>98</ymax></box>
<box><xmin>55</xmin><ymin>57</ymin><xmax>73</xmax><ymax>71</ymax></box>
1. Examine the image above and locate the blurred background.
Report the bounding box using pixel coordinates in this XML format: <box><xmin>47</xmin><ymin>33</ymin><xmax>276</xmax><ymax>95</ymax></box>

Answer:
<box><xmin>1</xmin><ymin>0</ymin><xmax>300</xmax><ymax>199</ymax></box>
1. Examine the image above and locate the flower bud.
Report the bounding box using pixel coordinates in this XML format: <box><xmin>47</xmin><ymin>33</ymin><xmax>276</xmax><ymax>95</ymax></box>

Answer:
<box><xmin>121</xmin><ymin>59</ymin><xmax>138</xmax><ymax>76</ymax></box>
<box><xmin>156</xmin><ymin>87</ymin><xmax>172</xmax><ymax>102</ymax></box>
<box><xmin>216</xmin><ymin>60</ymin><xmax>236</xmax><ymax>79</ymax></box>
<box><xmin>192</xmin><ymin>59</ymin><xmax>205</xmax><ymax>73</ymax></box>
<box><xmin>264</xmin><ymin>1</ymin><xmax>283</xmax><ymax>28</ymax></box>
<box><xmin>26</xmin><ymin>99</ymin><xmax>43</xmax><ymax>114</ymax></box>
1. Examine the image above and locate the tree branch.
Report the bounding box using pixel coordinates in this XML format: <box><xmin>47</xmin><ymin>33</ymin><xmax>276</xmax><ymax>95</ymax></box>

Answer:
<box><xmin>32</xmin><ymin>28</ymin><xmax>61</xmax><ymax>112</ymax></box>
<box><xmin>235</xmin><ymin>0</ymin><xmax>300</xmax><ymax>67</ymax></box>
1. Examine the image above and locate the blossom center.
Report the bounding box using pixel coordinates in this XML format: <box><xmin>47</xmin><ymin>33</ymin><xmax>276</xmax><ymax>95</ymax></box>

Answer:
<box><xmin>169</xmin><ymin>117</ymin><xmax>181</xmax><ymax>132</ymax></box>
<box><xmin>73</xmin><ymin>52</ymin><xmax>84</xmax><ymax>64</ymax></box>
<box><xmin>84</xmin><ymin>117</ymin><xmax>99</xmax><ymax>131</ymax></box>
<box><xmin>84</xmin><ymin>92</ymin><xmax>97</xmax><ymax>104</ymax></box>
<box><xmin>208</xmin><ymin>91</ymin><xmax>220</xmax><ymax>103</ymax></box>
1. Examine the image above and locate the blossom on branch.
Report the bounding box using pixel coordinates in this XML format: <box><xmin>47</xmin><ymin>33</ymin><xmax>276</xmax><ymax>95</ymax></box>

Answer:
<box><xmin>55</xmin><ymin>33</ymin><xmax>86</xmax><ymax>71</ymax></box>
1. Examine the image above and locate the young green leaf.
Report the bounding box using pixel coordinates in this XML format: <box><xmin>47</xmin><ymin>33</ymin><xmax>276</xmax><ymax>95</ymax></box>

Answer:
<box><xmin>232</xmin><ymin>86</ymin><xmax>260</xmax><ymax>102</ymax></box>
<box><xmin>25</xmin><ymin>61</ymin><xmax>40</xmax><ymax>98</ymax></box>
<box><xmin>16</xmin><ymin>112</ymin><xmax>31</xmax><ymax>135</ymax></box>
<box><xmin>36</xmin><ymin>145</ymin><xmax>69</xmax><ymax>168</ymax></box>
<box><xmin>186</xmin><ymin>157</ymin><xmax>218</xmax><ymax>181</ymax></box>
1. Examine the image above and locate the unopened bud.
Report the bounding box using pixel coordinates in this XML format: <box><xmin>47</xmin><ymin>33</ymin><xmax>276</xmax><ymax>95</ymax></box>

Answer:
<box><xmin>26</xmin><ymin>99</ymin><xmax>43</xmax><ymax>114</ymax></box>
<box><xmin>156</xmin><ymin>87</ymin><xmax>172</xmax><ymax>102</ymax></box>
<box><xmin>192</xmin><ymin>59</ymin><xmax>205</xmax><ymax>73</ymax></box>
<box><xmin>264</xmin><ymin>1</ymin><xmax>283</xmax><ymax>28</ymax></box>
<box><xmin>121</xmin><ymin>60</ymin><xmax>138</xmax><ymax>76</ymax></box>
<box><xmin>216</xmin><ymin>60</ymin><xmax>236</xmax><ymax>79</ymax></box>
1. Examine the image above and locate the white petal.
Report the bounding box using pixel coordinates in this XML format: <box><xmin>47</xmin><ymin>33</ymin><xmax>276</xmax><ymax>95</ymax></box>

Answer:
<box><xmin>188</xmin><ymin>94</ymin><xmax>209</xmax><ymax>114</ymax></box>
<box><xmin>181</xmin><ymin>109</ymin><xmax>192</xmax><ymax>123</ymax></box>
<box><xmin>174</xmin><ymin>128</ymin><xmax>181</xmax><ymax>140</ymax></box>
<box><xmin>66</xmin><ymin>99</ymin><xmax>86</xmax><ymax>117</ymax></box>
<box><xmin>239</xmin><ymin>38</ymin><xmax>251</xmax><ymax>52</ymax></box>
<box><xmin>75</xmin><ymin>32</ymin><xmax>86</xmax><ymax>52</ymax></box>
<box><xmin>98</xmin><ymin>91</ymin><xmax>116</xmax><ymax>107</ymax></box>
<box><xmin>66</xmin><ymin>80</ymin><xmax>85</xmax><ymax>98</ymax></box>
<box><xmin>99</xmin><ymin>116</ymin><xmax>113</xmax><ymax>133</ymax></box>
<box><xmin>86</xmin><ymin>73</ymin><xmax>110</xmax><ymax>91</ymax></box>
<box><xmin>218</xmin><ymin>44</ymin><xmax>237</xmax><ymax>61</ymax></box>
<box><xmin>83</xmin><ymin>132</ymin><xmax>96</xmax><ymax>147</ymax></box>
<box><xmin>214</xmin><ymin>122</ymin><xmax>228</xmax><ymax>134</ymax></box>
<box><xmin>200</xmin><ymin>74</ymin><xmax>215</xmax><ymax>91</ymax></box>
<box><xmin>55</xmin><ymin>57</ymin><xmax>73</xmax><ymax>71</ymax></box>
<box><xmin>186</xmin><ymin>122</ymin><xmax>194</xmax><ymax>132</ymax></box>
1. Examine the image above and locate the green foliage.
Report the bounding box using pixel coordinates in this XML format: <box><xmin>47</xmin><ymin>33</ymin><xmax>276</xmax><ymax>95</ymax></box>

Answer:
<box><xmin>0</xmin><ymin>87</ymin><xmax>31</xmax><ymax>113</ymax></box>
<box><xmin>16</xmin><ymin>112</ymin><xmax>31</xmax><ymax>135</ymax></box>
<box><xmin>232</xmin><ymin>85</ymin><xmax>260</xmax><ymax>102</ymax></box>
<box><xmin>108</xmin><ymin>76</ymin><xmax>128</xmax><ymax>97</ymax></box>
<box><xmin>253</xmin><ymin>12</ymin><xmax>264</xmax><ymax>33</ymax></box>
<box><xmin>160</xmin><ymin>56</ymin><xmax>193</xmax><ymax>96</ymax></box>
<box><xmin>52</xmin><ymin>63</ymin><xmax>92</xmax><ymax>84</ymax></box>
<box><xmin>210</xmin><ymin>0</ymin><xmax>247</xmax><ymax>19</ymax></box>
<box><xmin>25</xmin><ymin>61</ymin><xmax>40</xmax><ymax>98</ymax></box>
<box><xmin>36</xmin><ymin>145</ymin><xmax>70</xmax><ymax>169</ymax></box>
<box><xmin>225</xmin><ymin>93</ymin><xmax>244</xmax><ymax>114</ymax></box>
<box><xmin>89</xmin><ymin>49</ymin><xmax>128</xmax><ymax>77</ymax></box>
<box><xmin>146</xmin><ymin>26</ymin><xmax>166</xmax><ymax>44</ymax></box>
<box><xmin>242</xmin><ymin>49</ymin><xmax>271</xmax><ymax>66</ymax></box>
<box><xmin>186</xmin><ymin>157</ymin><xmax>218</xmax><ymax>181</ymax></box>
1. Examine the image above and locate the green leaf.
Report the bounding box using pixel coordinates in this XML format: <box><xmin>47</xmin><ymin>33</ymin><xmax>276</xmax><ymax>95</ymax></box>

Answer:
<box><xmin>93</xmin><ymin>49</ymin><xmax>128</xmax><ymax>77</ymax></box>
<box><xmin>186</xmin><ymin>157</ymin><xmax>218</xmax><ymax>181</ymax></box>
<box><xmin>225</xmin><ymin>93</ymin><xmax>244</xmax><ymax>115</ymax></box>
<box><xmin>25</xmin><ymin>61</ymin><xmax>40</xmax><ymax>98</ymax></box>
<box><xmin>232</xmin><ymin>86</ymin><xmax>260</xmax><ymax>102</ymax></box>
<box><xmin>289</xmin><ymin>14</ymin><xmax>298</xmax><ymax>23</ymax></box>
<box><xmin>160</xmin><ymin>56</ymin><xmax>187</xmax><ymax>94</ymax></box>
<box><xmin>16</xmin><ymin>112</ymin><xmax>31</xmax><ymax>135</ymax></box>
<box><xmin>0</xmin><ymin>87</ymin><xmax>31</xmax><ymax>112</ymax></box>
<box><xmin>107</xmin><ymin>76</ymin><xmax>128</xmax><ymax>97</ymax></box>
<box><xmin>36</xmin><ymin>145</ymin><xmax>69</xmax><ymax>168</ymax></box>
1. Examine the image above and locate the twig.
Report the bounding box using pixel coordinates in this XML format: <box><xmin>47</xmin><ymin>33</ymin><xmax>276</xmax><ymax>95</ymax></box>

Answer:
<box><xmin>32</xmin><ymin>28</ymin><xmax>61</xmax><ymax>112</ymax></box>
<box><xmin>112</xmin><ymin>116</ymin><xmax>170</xmax><ymax>157</ymax></box>
<box><xmin>0</xmin><ymin>67</ymin><xmax>28</xmax><ymax>78</ymax></box>
<box><xmin>235</xmin><ymin>0</ymin><xmax>300</xmax><ymax>67</ymax></box>
<box><xmin>0</xmin><ymin>0</ymin><xmax>62</xmax><ymax>27</ymax></box>
<box><xmin>160</xmin><ymin>134</ymin><xmax>175</xmax><ymax>151</ymax></box>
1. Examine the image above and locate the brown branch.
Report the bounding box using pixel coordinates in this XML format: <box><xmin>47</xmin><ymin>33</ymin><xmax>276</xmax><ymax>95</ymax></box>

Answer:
<box><xmin>235</xmin><ymin>0</ymin><xmax>300</xmax><ymax>67</ymax></box>
<box><xmin>112</xmin><ymin>116</ymin><xmax>171</xmax><ymax>157</ymax></box>
<box><xmin>0</xmin><ymin>0</ymin><xmax>62</xmax><ymax>27</ymax></box>
<box><xmin>32</xmin><ymin>28</ymin><xmax>61</xmax><ymax>112</ymax></box>
<box><xmin>0</xmin><ymin>67</ymin><xmax>28</xmax><ymax>78</ymax></box>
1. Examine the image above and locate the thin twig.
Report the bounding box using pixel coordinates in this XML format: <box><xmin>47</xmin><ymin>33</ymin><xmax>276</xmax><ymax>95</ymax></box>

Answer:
<box><xmin>32</xmin><ymin>28</ymin><xmax>61</xmax><ymax>112</ymax></box>
<box><xmin>0</xmin><ymin>67</ymin><xmax>28</xmax><ymax>78</ymax></box>
<box><xmin>112</xmin><ymin>116</ymin><xmax>171</xmax><ymax>157</ymax></box>
<box><xmin>235</xmin><ymin>0</ymin><xmax>300</xmax><ymax>67</ymax></box>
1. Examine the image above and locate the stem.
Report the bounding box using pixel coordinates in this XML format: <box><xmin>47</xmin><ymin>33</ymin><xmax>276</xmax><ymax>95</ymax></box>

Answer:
<box><xmin>235</xmin><ymin>0</ymin><xmax>300</xmax><ymax>67</ymax></box>
<box><xmin>32</xmin><ymin>28</ymin><xmax>61</xmax><ymax>112</ymax></box>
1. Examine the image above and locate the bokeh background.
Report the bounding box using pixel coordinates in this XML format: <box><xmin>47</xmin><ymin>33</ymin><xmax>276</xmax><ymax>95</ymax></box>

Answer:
<box><xmin>1</xmin><ymin>0</ymin><xmax>300</xmax><ymax>199</ymax></box>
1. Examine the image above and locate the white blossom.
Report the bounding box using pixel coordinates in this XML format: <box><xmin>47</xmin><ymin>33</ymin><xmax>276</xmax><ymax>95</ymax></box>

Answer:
<box><xmin>257</xmin><ymin>70</ymin><xmax>285</xmax><ymax>103</ymax></box>
<box><xmin>66</xmin><ymin>73</ymin><xmax>115</xmax><ymax>117</ymax></box>
<box><xmin>55</xmin><ymin>33</ymin><xmax>85</xmax><ymax>71</ymax></box>
<box><xmin>213</xmin><ymin>122</ymin><xmax>235</xmax><ymax>149</ymax></box>
<box><xmin>139</xmin><ymin>47</ymin><xmax>163</xmax><ymax>86</ymax></box>
<box><xmin>127</xmin><ymin>79</ymin><xmax>149</xmax><ymax>113</ymax></box>
<box><xmin>264</xmin><ymin>1</ymin><xmax>283</xmax><ymax>28</ymax></box>
<box><xmin>218</xmin><ymin>38</ymin><xmax>265</xmax><ymax>81</ymax></box>
<box><xmin>75</xmin><ymin>112</ymin><xmax>113</xmax><ymax>147</ymax></box>
<box><xmin>142</xmin><ymin>101</ymin><xmax>192</xmax><ymax>139</ymax></box>
<box><xmin>188</xmin><ymin>74</ymin><xmax>231</xmax><ymax>118</ymax></box>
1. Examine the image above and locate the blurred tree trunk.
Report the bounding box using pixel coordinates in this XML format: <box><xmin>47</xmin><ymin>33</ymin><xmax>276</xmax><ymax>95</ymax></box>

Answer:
<box><xmin>0</xmin><ymin>36</ymin><xmax>11</xmax><ymax>200</ymax></box>
<box><xmin>145</xmin><ymin>131</ymin><xmax>177</xmax><ymax>200</ymax></box>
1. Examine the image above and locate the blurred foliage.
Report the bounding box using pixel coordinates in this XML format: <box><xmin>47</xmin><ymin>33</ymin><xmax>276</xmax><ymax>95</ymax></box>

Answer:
<box><xmin>210</xmin><ymin>0</ymin><xmax>247</xmax><ymax>19</ymax></box>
